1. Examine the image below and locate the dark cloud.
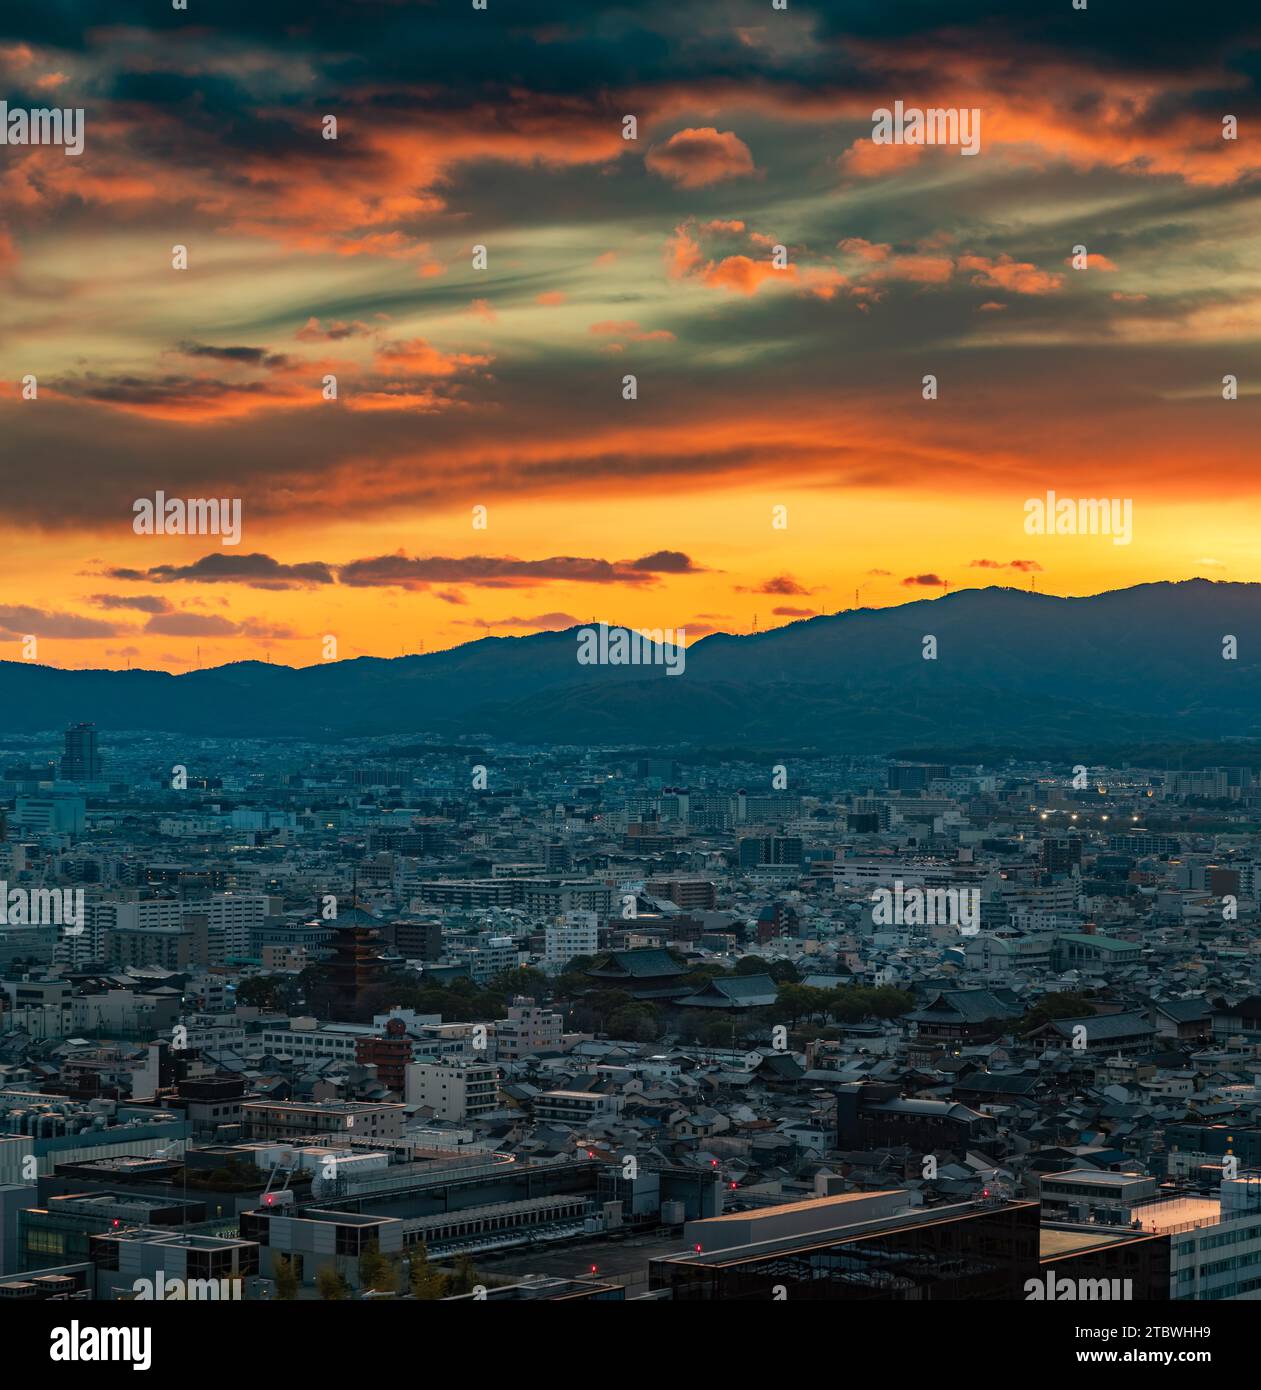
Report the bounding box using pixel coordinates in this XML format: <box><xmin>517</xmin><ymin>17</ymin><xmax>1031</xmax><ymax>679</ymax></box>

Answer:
<box><xmin>142</xmin><ymin>612</ymin><xmax>298</xmax><ymax>639</ymax></box>
<box><xmin>339</xmin><ymin>554</ymin><xmax>660</xmax><ymax>589</ymax></box>
<box><xmin>51</xmin><ymin>373</ymin><xmax>289</xmax><ymax>409</ymax></box>
<box><xmin>624</xmin><ymin>550</ymin><xmax>704</xmax><ymax>574</ymax></box>
<box><xmin>810</xmin><ymin>0</ymin><xmax>1261</xmax><ymax>73</ymax></box>
<box><xmin>295</xmin><ymin>318</ymin><xmax>373</xmax><ymax>342</ymax></box>
<box><xmin>736</xmin><ymin>575</ymin><xmax>815</xmax><ymax>596</ymax></box>
<box><xmin>144</xmin><ymin>613</ymin><xmax>239</xmax><ymax>636</ymax></box>
<box><xmin>176</xmin><ymin>343</ymin><xmax>287</xmax><ymax>368</ymax></box>
<box><xmin>90</xmin><ymin>594</ymin><xmax>174</xmax><ymax>613</ymax></box>
<box><xmin>0</xmin><ymin>605</ymin><xmax>121</xmax><ymax>638</ymax></box>
<box><xmin>458</xmin><ymin>612</ymin><xmax>580</xmax><ymax>630</ymax></box>
<box><xmin>107</xmin><ymin>554</ymin><xmax>335</xmax><ymax>589</ymax></box>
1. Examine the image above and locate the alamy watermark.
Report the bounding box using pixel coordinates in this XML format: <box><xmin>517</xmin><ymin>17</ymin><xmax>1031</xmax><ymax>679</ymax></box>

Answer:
<box><xmin>50</xmin><ymin>1324</ymin><xmax>150</xmax><ymax>1371</ymax></box>
<box><xmin>871</xmin><ymin>101</ymin><xmax>981</xmax><ymax>157</ymax></box>
<box><xmin>0</xmin><ymin>884</ymin><xmax>83</xmax><ymax>934</ymax></box>
<box><xmin>870</xmin><ymin>880</ymin><xmax>979</xmax><ymax>934</ymax></box>
<box><xmin>132</xmin><ymin>1272</ymin><xmax>241</xmax><ymax>1301</ymax></box>
<box><xmin>133</xmin><ymin>492</ymin><xmax>242</xmax><ymax>546</ymax></box>
<box><xmin>1025</xmin><ymin>1273</ymin><xmax>1132</xmax><ymax>1301</ymax></box>
<box><xmin>1024</xmin><ymin>491</ymin><xmax>1132</xmax><ymax>545</ymax></box>
<box><xmin>0</xmin><ymin>102</ymin><xmax>84</xmax><ymax>156</ymax></box>
<box><xmin>576</xmin><ymin>622</ymin><xmax>686</xmax><ymax>676</ymax></box>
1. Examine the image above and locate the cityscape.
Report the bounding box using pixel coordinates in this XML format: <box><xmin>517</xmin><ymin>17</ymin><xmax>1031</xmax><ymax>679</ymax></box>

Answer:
<box><xmin>1</xmin><ymin>718</ymin><xmax>1261</xmax><ymax>1319</ymax></box>
<box><xmin>2</xmin><ymin>0</ymin><xmax>1260</xmax><ymax>1360</ymax></box>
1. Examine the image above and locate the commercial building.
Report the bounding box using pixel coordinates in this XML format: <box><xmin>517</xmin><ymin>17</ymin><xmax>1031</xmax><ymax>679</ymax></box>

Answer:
<box><xmin>61</xmin><ymin>725</ymin><xmax>103</xmax><ymax>783</ymax></box>
<box><xmin>241</xmin><ymin>1101</ymin><xmax>406</xmax><ymax>1144</ymax></box>
<box><xmin>651</xmin><ymin>1194</ymin><xmax>1040</xmax><ymax>1300</ymax></box>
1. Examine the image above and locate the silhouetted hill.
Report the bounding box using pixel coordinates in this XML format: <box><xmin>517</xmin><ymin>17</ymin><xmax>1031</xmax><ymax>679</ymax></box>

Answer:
<box><xmin>2</xmin><ymin>580</ymin><xmax>1256</xmax><ymax>749</ymax></box>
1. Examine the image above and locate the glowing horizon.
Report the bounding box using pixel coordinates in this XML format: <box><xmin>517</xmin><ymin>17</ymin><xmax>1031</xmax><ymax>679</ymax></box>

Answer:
<box><xmin>2</xmin><ymin>2</ymin><xmax>1258</xmax><ymax>673</ymax></box>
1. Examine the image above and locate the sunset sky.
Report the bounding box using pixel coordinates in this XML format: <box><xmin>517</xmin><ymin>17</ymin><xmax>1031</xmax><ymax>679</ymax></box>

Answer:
<box><xmin>1</xmin><ymin>0</ymin><xmax>1259</xmax><ymax>671</ymax></box>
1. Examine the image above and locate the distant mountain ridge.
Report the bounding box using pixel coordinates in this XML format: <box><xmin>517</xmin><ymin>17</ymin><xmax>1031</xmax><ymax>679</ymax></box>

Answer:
<box><xmin>2</xmin><ymin>580</ymin><xmax>1258</xmax><ymax>749</ymax></box>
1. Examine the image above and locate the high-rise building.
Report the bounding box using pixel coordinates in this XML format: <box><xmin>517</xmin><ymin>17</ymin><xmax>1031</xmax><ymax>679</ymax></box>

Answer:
<box><xmin>61</xmin><ymin>724</ymin><xmax>102</xmax><ymax>782</ymax></box>
<box><xmin>1040</xmin><ymin>836</ymin><xmax>1083</xmax><ymax>873</ymax></box>
<box><xmin>545</xmin><ymin>911</ymin><xmax>599</xmax><ymax>965</ymax></box>
<box><xmin>738</xmin><ymin>836</ymin><xmax>803</xmax><ymax>869</ymax></box>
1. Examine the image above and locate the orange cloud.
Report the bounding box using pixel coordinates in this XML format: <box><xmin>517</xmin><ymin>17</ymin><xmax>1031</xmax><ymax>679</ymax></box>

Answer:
<box><xmin>1067</xmin><ymin>252</ymin><xmax>1119</xmax><ymax>271</ymax></box>
<box><xmin>645</xmin><ymin>127</ymin><xmax>756</xmax><ymax>187</ymax></box>
<box><xmin>666</xmin><ymin>220</ymin><xmax>795</xmax><ymax>296</ymax></box>
<box><xmin>839</xmin><ymin>238</ymin><xmax>892</xmax><ymax>262</ymax></box>
<box><xmin>702</xmin><ymin>255</ymin><xmax>788</xmax><ymax>294</ymax></box>
<box><xmin>838</xmin><ymin>138</ymin><xmax>927</xmax><ymax>178</ymax></box>
<box><xmin>957</xmin><ymin>253</ymin><xmax>1063</xmax><ymax>295</ymax></box>
<box><xmin>373</xmin><ymin>339</ymin><xmax>492</xmax><ymax>376</ymax></box>
<box><xmin>873</xmin><ymin>253</ymin><xmax>954</xmax><ymax>285</ymax></box>
<box><xmin>589</xmin><ymin>321</ymin><xmax>676</xmax><ymax>342</ymax></box>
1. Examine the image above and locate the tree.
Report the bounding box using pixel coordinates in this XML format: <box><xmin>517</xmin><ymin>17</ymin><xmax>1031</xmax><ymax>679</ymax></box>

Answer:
<box><xmin>865</xmin><ymin>987</ymin><xmax>914</xmax><ymax>1019</ymax></box>
<box><xmin>273</xmin><ymin>1256</ymin><xmax>299</xmax><ymax>1301</ymax></box>
<box><xmin>358</xmin><ymin>1245</ymin><xmax>397</xmax><ymax>1295</ymax></box>
<box><xmin>761</xmin><ymin>961</ymin><xmax>806</xmax><ymax>984</ymax></box>
<box><xmin>448</xmin><ymin>1254</ymin><xmax>480</xmax><ymax>1296</ymax></box>
<box><xmin>235</xmin><ymin>975</ymin><xmax>285</xmax><ymax>1009</ymax></box>
<box><xmin>408</xmin><ymin>1243</ymin><xmax>449</xmax><ymax>1301</ymax></box>
<box><xmin>771</xmin><ymin>983</ymin><xmax>833</xmax><ymax>1025</ymax></box>
<box><xmin>491</xmin><ymin>966</ymin><xmax>549</xmax><ymax>998</ymax></box>
<box><xmin>607</xmin><ymin>1005</ymin><xmax>657</xmax><ymax>1043</ymax></box>
<box><xmin>1019</xmin><ymin>991</ymin><xmax>1095</xmax><ymax>1035</ymax></box>
<box><xmin>316</xmin><ymin>1266</ymin><xmax>351</xmax><ymax>1300</ymax></box>
<box><xmin>699</xmin><ymin>1019</ymin><xmax>735</xmax><ymax>1048</ymax></box>
<box><xmin>738</xmin><ymin>958</ymin><xmax>800</xmax><ymax>984</ymax></box>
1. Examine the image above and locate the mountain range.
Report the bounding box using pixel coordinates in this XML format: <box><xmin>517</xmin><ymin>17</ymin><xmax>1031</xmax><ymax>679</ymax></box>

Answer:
<box><xmin>1</xmin><ymin>580</ymin><xmax>1257</xmax><ymax>749</ymax></box>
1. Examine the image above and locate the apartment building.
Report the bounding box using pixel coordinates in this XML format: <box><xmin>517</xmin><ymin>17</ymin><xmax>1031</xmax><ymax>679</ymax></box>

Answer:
<box><xmin>494</xmin><ymin>1003</ymin><xmax>564</xmax><ymax>1060</ymax></box>
<box><xmin>404</xmin><ymin>1060</ymin><xmax>499</xmax><ymax>1122</ymax></box>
